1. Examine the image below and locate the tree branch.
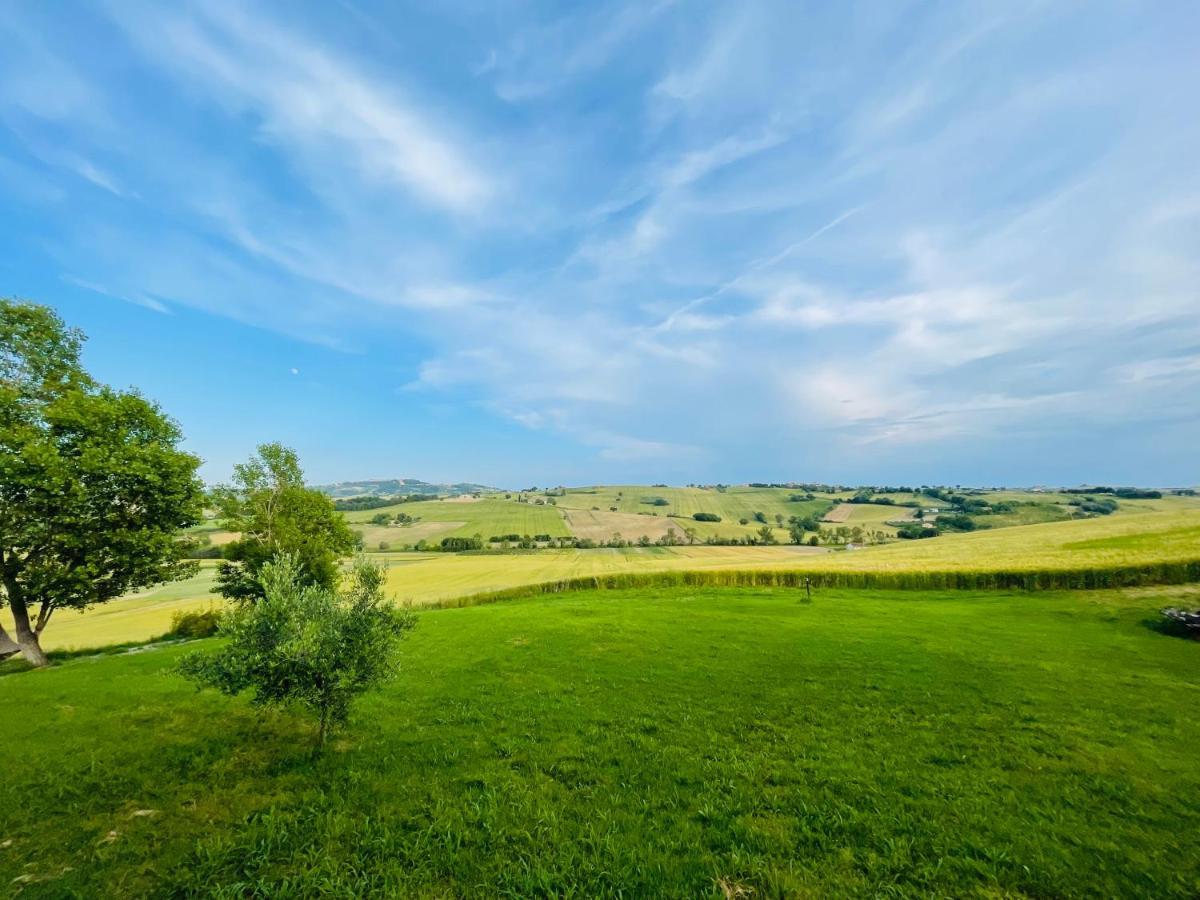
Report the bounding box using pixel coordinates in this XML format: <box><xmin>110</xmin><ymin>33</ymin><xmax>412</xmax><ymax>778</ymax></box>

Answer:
<box><xmin>35</xmin><ymin>600</ymin><xmax>56</xmax><ymax>635</ymax></box>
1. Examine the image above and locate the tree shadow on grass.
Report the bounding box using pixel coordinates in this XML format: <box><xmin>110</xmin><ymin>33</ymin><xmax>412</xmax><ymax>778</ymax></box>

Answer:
<box><xmin>0</xmin><ymin>655</ymin><xmax>35</xmax><ymax>677</ymax></box>
<box><xmin>1139</xmin><ymin>616</ymin><xmax>1200</xmax><ymax>640</ymax></box>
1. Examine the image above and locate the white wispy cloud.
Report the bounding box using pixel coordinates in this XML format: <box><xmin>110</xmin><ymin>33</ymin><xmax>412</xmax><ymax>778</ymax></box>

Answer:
<box><xmin>3</xmin><ymin>0</ymin><xmax>1198</xmax><ymax>480</ymax></box>
<box><xmin>108</xmin><ymin>1</ymin><xmax>493</xmax><ymax>215</ymax></box>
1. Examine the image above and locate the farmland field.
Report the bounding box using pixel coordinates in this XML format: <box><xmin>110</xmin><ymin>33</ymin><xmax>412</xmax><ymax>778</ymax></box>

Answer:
<box><xmin>354</xmin><ymin>519</ymin><xmax>463</xmax><ymax>549</ymax></box>
<box><xmin>556</xmin><ymin>485</ymin><xmax>832</xmax><ymax>526</ymax></box>
<box><xmin>812</xmin><ymin>507</ymin><xmax>1200</xmax><ymax>573</ymax></box>
<box><xmin>0</xmin><ymin>563</ymin><xmax>222</xmax><ymax>652</ymax></box>
<box><xmin>377</xmin><ymin>545</ymin><xmax>828</xmax><ymax>605</ymax></box>
<box><xmin>344</xmin><ymin>497</ymin><xmax>571</xmax><ymax>540</ymax></box>
<box><xmin>820</xmin><ymin>502</ymin><xmax>853</xmax><ymax>522</ymax></box>
<box><xmin>13</xmin><ymin>504</ymin><xmax>1200</xmax><ymax>652</ymax></box>
<box><xmin>3</xmin><ymin>584</ymin><xmax>1198</xmax><ymax>896</ymax></box>
<box><xmin>338</xmin><ymin>486</ymin><xmax>1200</xmax><ymax>546</ymax></box>
<box><xmin>562</xmin><ymin>507</ymin><xmax>694</xmax><ymax>542</ymax></box>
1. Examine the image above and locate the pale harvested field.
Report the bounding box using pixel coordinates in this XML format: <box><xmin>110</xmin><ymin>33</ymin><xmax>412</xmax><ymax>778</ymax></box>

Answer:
<box><xmin>564</xmin><ymin>508</ymin><xmax>695</xmax><ymax>542</ymax></box>
<box><xmin>822</xmin><ymin>504</ymin><xmax>854</xmax><ymax>523</ymax></box>
<box><xmin>847</xmin><ymin>505</ymin><xmax>916</xmax><ymax>525</ymax></box>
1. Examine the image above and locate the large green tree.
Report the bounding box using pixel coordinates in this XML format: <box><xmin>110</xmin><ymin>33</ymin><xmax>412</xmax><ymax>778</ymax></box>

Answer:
<box><xmin>0</xmin><ymin>299</ymin><xmax>204</xmax><ymax>665</ymax></box>
<box><xmin>212</xmin><ymin>443</ymin><xmax>357</xmax><ymax>601</ymax></box>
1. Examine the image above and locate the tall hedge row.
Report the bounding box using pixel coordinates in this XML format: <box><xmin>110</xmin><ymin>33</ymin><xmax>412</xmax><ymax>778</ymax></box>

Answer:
<box><xmin>425</xmin><ymin>560</ymin><xmax>1200</xmax><ymax>610</ymax></box>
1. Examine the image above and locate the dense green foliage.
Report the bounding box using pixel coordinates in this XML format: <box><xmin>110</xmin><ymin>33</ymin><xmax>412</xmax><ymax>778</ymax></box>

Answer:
<box><xmin>333</xmin><ymin>496</ymin><xmax>415</xmax><ymax>512</ymax></box>
<box><xmin>179</xmin><ymin>555</ymin><xmax>416</xmax><ymax>745</ymax></box>
<box><xmin>212</xmin><ymin>443</ymin><xmax>357</xmax><ymax>601</ymax></box>
<box><xmin>2</xmin><ymin>585</ymin><xmax>1197</xmax><ymax>896</ymax></box>
<box><xmin>1071</xmin><ymin>496</ymin><xmax>1119</xmax><ymax>515</ymax></box>
<box><xmin>0</xmin><ymin>299</ymin><xmax>203</xmax><ymax>665</ymax></box>
<box><xmin>440</xmin><ymin>535</ymin><xmax>484</xmax><ymax>552</ymax></box>
<box><xmin>167</xmin><ymin>607</ymin><xmax>223</xmax><ymax>639</ymax></box>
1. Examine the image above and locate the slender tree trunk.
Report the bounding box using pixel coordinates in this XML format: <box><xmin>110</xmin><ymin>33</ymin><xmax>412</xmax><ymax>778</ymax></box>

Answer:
<box><xmin>6</xmin><ymin>588</ymin><xmax>48</xmax><ymax>667</ymax></box>
<box><xmin>317</xmin><ymin>707</ymin><xmax>329</xmax><ymax>748</ymax></box>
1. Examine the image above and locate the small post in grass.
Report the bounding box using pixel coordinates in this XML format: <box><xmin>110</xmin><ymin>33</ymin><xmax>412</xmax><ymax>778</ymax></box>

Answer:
<box><xmin>803</xmin><ymin>576</ymin><xmax>812</xmax><ymax>603</ymax></box>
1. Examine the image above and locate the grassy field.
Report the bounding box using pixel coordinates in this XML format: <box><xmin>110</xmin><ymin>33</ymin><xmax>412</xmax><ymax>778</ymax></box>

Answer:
<box><xmin>3</xmin><ymin>584</ymin><xmax>1198</xmax><ymax>896</ymax></box>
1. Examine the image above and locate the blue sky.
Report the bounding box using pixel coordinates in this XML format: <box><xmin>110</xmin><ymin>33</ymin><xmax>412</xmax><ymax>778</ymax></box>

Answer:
<box><xmin>1</xmin><ymin>1</ymin><xmax>1197</xmax><ymax>488</ymax></box>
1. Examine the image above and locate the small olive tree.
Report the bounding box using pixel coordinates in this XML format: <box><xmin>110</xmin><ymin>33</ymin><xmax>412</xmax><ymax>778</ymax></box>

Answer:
<box><xmin>178</xmin><ymin>554</ymin><xmax>416</xmax><ymax>746</ymax></box>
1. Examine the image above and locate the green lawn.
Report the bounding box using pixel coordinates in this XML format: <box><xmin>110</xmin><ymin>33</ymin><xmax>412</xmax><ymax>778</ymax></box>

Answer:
<box><xmin>3</xmin><ymin>584</ymin><xmax>1198</xmax><ymax>897</ymax></box>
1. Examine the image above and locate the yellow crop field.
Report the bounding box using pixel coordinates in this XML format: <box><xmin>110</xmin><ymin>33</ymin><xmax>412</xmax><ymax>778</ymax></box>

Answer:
<box><xmin>812</xmin><ymin>507</ymin><xmax>1200</xmax><ymax>573</ymax></box>
<box><xmin>378</xmin><ymin>545</ymin><xmax>830</xmax><ymax>604</ymax></box>
<box><xmin>0</xmin><ymin>564</ymin><xmax>223</xmax><ymax>652</ymax></box>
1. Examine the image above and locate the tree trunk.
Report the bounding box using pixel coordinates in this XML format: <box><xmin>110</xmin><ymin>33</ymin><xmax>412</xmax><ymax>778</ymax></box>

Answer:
<box><xmin>0</xmin><ymin>625</ymin><xmax>19</xmax><ymax>661</ymax></box>
<box><xmin>7</xmin><ymin>590</ymin><xmax>48</xmax><ymax>667</ymax></box>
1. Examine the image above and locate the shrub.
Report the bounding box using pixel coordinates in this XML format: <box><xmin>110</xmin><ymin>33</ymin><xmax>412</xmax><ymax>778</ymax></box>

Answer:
<box><xmin>1071</xmin><ymin>497</ymin><xmax>1118</xmax><ymax>516</ymax></box>
<box><xmin>937</xmin><ymin>513</ymin><xmax>977</xmax><ymax>532</ymax></box>
<box><xmin>177</xmin><ymin>555</ymin><xmax>416</xmax><ymax>746</ymax></box>
<box><xmin>168</xmin><ymin>608</ymin><xmax>223</xmax><ymax>639</ymax></box>
<box><xmin>897</xmin><ymin>524</ymin><xmax>938</xmax><ymax>540</ymax></box>
<box><xmin>693</xmin><ymin>512</ymin><xmax>721</xmax><ymax>522</ymax></box>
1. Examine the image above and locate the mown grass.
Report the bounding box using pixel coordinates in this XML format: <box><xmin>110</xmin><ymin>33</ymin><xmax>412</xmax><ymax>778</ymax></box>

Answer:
<box><xmin>2</xmin><ymin>584</ymin><xmax>1198</xmax><ymax>897</ymax></box>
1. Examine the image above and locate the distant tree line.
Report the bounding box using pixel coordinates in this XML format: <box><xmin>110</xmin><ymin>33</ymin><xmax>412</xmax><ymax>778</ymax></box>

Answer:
<box><xmin>1062</xmin><ymin>487</ymin><xmax>1162</xmax><ymax>499</ymax></box>
<box><xmin>333</xmin><ymin>496</ymin><xmax>412</xmax><ymax>512</ymax></box>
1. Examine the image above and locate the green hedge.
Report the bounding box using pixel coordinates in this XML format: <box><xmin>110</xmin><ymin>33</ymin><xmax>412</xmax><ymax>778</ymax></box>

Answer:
<box><xmin>426</xmin><ymin>559</ymin><xmax>1200</xmax><ymax>610</ymax></box>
